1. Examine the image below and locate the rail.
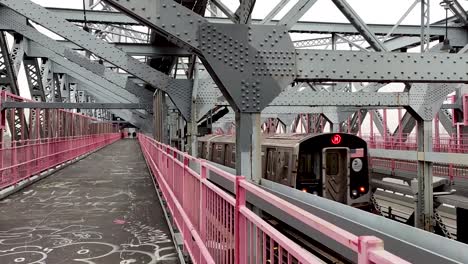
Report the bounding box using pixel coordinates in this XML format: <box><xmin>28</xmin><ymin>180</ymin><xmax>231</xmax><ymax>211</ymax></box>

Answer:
<box><xmin>362</xmin><ymin>132</ymin><xmax>468</xmax><ymax>180</ymax></box>
<box><xmin>138</xmin><ymin>133</ymin><xmax>410</xmax><ymax>264</ymax></box>
<box><xmin>370</xmin><ymin>158</ymin><xmax>468</xmax><ymax>180</ymax></box>
<box><xmin>361</xmin><ymin>133</ymin><xmax>468</xmax><ymax>153</ymax></box>
<box><xmin>0</xmin><ymin>133</ymin><xmax>120</xmax><ymax>189</ymax></box>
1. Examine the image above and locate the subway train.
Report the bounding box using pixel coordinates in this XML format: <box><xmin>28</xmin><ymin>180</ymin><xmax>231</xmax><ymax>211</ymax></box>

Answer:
<box><xmin>198</xmin><ymin>133</ymin><xmax>371</xmax><ymax>208</ymax></box>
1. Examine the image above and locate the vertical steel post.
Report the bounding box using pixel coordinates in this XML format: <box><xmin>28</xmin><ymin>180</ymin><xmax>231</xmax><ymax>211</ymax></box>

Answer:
<box><xmin>370</xmin><ymin>111</ymin><xmax>374</xmax><ymax>147</ymax></box>
<box><xmin>0</xmin><ymin>92</ymin><xmax>4</xmax><ymax>171</ymax></box>
<box><xmin>415</xmin><ymin>120</ymin><xmax>434</xmax><ymax>231</ymax></box>
<box><xmin>235</xmin><ymin>112</ymin><xmax>261</xmax><ymax>183</ymax></box>
<box><xmin>434</xmin><ymin>113</ymin><xmax>440</xmax><ymax>152</ymax></box>
<box><xmin>358</xmin><ymin>110</ymin><xmax>362</xmax><ymax>137</ymax></box>
<box><xmin>383</xmin><ymin>109</ymin><xmax>388</xmax><ymax>148</ymax></box>
<box><xmin>200</xmin><ymin>161</ymin><xmax>207</xmax><ymax>242</ymax></box>
<box><xmin>234</xmin><ymin>176</ymin><xmax>246</xmax><ymax>264</ymax></box>
<box><xmin>398</xmin><ymin>108</ymin><xmax>403</xmax><ymax>149</ymax></box>
<box><xmin>420</xmin><ymin>0</ymin><xmax>430</xmax><ymax>52</ymax></box>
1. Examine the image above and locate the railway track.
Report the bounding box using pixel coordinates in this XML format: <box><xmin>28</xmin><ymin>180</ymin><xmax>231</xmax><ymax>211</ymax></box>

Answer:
<box><xmin>264</xmin><ymin>216</ymin><xmax>350</xmax><ymax>264</ymax></box>
<box><xmin>374</xmin><ymin>189</ymin><xmax>457</xmax><ymax>239</ymax></box>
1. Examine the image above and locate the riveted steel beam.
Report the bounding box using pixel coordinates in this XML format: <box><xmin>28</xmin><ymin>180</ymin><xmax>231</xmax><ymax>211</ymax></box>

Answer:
<box><xmin>0</xmin><ymin>3</ymin><xmax>192</xmax><ymax>120</ymax></box>
<box><xmin>278</xmin><ymin>0</ymin><xmax>318</xmax><ymax>29</ymax></box>
<box><xmin>28</xmin><ymin>44</ymin><xmax>140</xmax><ymax>104</ymax></box>
<box><xmin>0</xmin><ymin>31</ymin><xmax>19</xmax><ymax>94</ymax></box>
<box><xmin>209</xmin><ymin>0</ymin><xmax>235</xmax><ymax>22</ymax></box>
<box><xmin>1</xmin><ymin>101</ymin><xmax>151</xmax><ymax>110</ymax></box>
<box><xmin>234</xmin><ymin>0</ymin><xmax>256</xmax><ymax>24</ymax></box>
<box><xmin>57</xmin><ymin>41</ymin><xmax>190</xmax><ymax>56</ymax></box>
<box><xmin>42</xmin><ymin>7</ymin><xmax>467</xmax><ymax>38</ymax></box>
<box><xmin>331</xmin><ymin>0</ymin><xmax>388</xmax><ymax>51</ymax></box>
<box><xmin>270</xmin><ymin>91</ymin><xmax>409</xmax><ymax>106</ymax></box>
<box><xmin>295</xmin><ymin>50</ymin><xmax>468</xmax><ymax>83</ymax></box>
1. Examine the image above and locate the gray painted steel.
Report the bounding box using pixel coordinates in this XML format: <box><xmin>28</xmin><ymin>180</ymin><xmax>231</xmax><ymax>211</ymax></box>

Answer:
<box><xmin>1</xmin><ymin>101</ymin><xmax>151</xmax><ymax>110</ymax></box>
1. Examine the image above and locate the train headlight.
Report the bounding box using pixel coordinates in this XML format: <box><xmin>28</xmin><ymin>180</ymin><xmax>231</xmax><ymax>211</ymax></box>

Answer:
<box><xmin>352</xmin><ymin>190</ymin><xmax>358</xmax><ymax>196</ymax></box>
<box><xmin>351</xmin><ymin>158</ymin><xmax>363</xmax><ymax>172</ymax></box>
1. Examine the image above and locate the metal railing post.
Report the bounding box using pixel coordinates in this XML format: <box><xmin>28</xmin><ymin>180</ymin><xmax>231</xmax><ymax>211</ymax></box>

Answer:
<box><xmin>200</xmin><ymin>161</ymin><xmax>207</xmax><ymax>242</ymax></box>
<box><xmin>358</xmin><ymin>236</ymin><xmax>384</xmax><ymax>264</ymax></box>
<box><xmin>235</xmin><ymin>176</ymin><xmax>246</xmax><ymax>264</ymax></box>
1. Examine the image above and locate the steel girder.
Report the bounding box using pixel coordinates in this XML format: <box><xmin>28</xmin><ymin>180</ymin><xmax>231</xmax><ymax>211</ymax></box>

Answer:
<box><xmin>28</xmin><ymin>44</ymin><xmax>141</xmax><ymax>104</ymax></box>
<box><xmin>99</xmin><ymin>0</ymin><xmax>468</xmax><ymax>115</ymax></box>
<box><xmin>438</xmin><ymin>109</ymin><xmax>454</xmax><ymax>134</ymax></box>
<box><xmin>52</xmin><ymin>73</ymin><xmax>62</xmax><ymax>102</ymax></box>
<box><xmin>278</xmin><ymin>0</ymin><xmax>318</xmax><ymax>29</ymax></box>
<box><xmin>0</xmin><ymin>12</ymin><xmax>148</xmax><ymax>104</ymax></box>
<box><xmin>234</xmin><ymin>0</ymin><xmax>256</xmax><ymax>24</ymax></box>
<box><xmin>40</xmin><ymin>58</ymin><xmax>54</xmax><ymax>102</ymax></box>
<box><xmin>0</xmin><ymin>31</ymin><xmax>19</xmax><ymax>94</ymax></box>
<box><xmin>1</xmin><ymin>101</ymin><xmax>151</xmax><ymax>110</ymax></box>
<box><xmin>68</xmin><ymin>77</ymin><xmax>151</xmax><ymax>130</ymax></box>
<box><xmin>331</xmin><ymin>0</ymin><xmax>388</xmax><ymax>51</ymax></box>
<box><xmin>0</xmin><ymin>31</ymin><xmax>30</xmax><ymax>141</ymax></box>
<box><xmin>270</xmin><ymin>90</ymin><xmax>408</xmax><ymax>107</ymax></box>
<box><xmin>58</xmin><ymin>41</ymin><xmax>190</xmax><ymax>56</ymax></box>
<box><xmin>10</xmin><ymin>34</ymin><xmax>25</xmax><ymax>77</ymax></box>
<box><xmin>23</xmin><ymin>56</ymin><xmax>45</xmax><ymax>101</ymax></box>
<box><xmin>260</xmin><ymin>0</ymin><xmax>288</xmax><ymax>24</ymax></box>
<box><xmin>0</xmin><ymin>4</ymin><xmax>192</xmax><ymax>120</ymax></box>
<box><xmin>444</xmin><ymin>0</ymin><xmax>468</xmax><ymax>27</ymax></box>
<box><xmin>42</xmin><ymin>7</ymin><xmax>468</xmax><ymax>39</ymax></box>
<box><xmin>53</xmin><ymin>65</ymin><xmax>151</xmax><ymax>127</ymax></box>
<box><xmin>209</xmin><ymin>0</ymin><xmax>235</xmax><ymax>22</ymax></box>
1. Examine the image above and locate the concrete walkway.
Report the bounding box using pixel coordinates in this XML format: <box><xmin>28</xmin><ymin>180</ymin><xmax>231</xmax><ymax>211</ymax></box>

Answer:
<box><xmin>0</xmin><ymin>139</ymin><xmax>178</xmax><ymax>264</ymax></box>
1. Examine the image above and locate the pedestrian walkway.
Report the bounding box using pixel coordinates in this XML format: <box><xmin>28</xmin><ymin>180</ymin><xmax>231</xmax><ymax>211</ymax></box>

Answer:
<box><xmin>0</xmin><ymin>139</ymin><xmax>179</xmax><ymax>264</ymax></box>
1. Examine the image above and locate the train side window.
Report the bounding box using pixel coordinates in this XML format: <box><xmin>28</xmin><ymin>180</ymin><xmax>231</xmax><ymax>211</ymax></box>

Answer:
<box><xmin>280</xmin><ymin>152</ymin><xmax>290</xmax><ymax>183</ymax></box>
<box><xmin>266</xmin><ymin>148</ymin><xmax>276</xmax><ymax>179</ymax></box>
<box><xmin>231</xmin><ymin>145</ymin><xmax>236</xmax><ymax>163</ymax></box>
<box><xmin>217</xmin><ymin>144</ymin><xmax>223</xmax><ymax>162</ymax></box>
<box><xmin>298</xmin><ymin>153</ymin><xmax>314</xmax><ymax>180</ymax></box>
<box><xmin>198</xmin><ymin>143</ymin><xmax>203</xmax><ymax>158</ymax></box>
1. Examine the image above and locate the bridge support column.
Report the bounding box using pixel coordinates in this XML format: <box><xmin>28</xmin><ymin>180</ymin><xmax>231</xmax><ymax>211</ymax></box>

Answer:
<box><xmin>235</xmin><ymin>112</ymin><xmax>261</xmax><ymax>183</ymax></box>
<box><xmin>153</xmin><ymin>90</ymin><xmax>168</xmax><ymax>144</ymax></box>
<box><xmin>415</xmin><ymin>120</ymin><xmax>434</xmax><ymax>231</ymax></box>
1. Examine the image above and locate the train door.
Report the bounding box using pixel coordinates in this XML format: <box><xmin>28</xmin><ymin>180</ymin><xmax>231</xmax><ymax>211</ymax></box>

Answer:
<box><xmin>322</xmin><ymin>147</ymin><xmax>350</xmax><ymax>204</ymax></box>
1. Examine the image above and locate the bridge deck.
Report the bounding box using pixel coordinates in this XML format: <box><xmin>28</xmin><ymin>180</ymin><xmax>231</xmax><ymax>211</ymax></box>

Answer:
<box><xmin>0</xmin><ymin>139</ymin><xmax>178</xmax><ymax>263</ymax></box>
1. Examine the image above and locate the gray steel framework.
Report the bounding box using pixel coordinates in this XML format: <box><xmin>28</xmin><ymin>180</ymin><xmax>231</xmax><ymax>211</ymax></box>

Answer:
<box><xmin>43</xmin><ymin>7</ymin><xmax>468</xmax><ymax>39</ymax></box>
<box><xmin>0</xmin><ymin>0</ymin><xmax>467</xmax><ymax>244</ymax></box>
<box><xmin>1</xmin><ymin>101</ymin><xmax>151</xmax><ymax>110</ymax></box>
<box><xmin>0</xmin><ymin>4</ymin><xmax>192</xmax><ymax>120</ymax></box>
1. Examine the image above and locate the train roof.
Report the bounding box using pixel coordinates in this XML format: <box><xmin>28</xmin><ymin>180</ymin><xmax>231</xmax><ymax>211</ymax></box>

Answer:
<box><xmin>198</xmin><ymin>133</ymin><xmax>342</xmax><ymax>148</ymax></box>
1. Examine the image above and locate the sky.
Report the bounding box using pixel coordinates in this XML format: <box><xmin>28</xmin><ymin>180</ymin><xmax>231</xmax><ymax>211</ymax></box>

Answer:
<box><xmin>32</xmin><ymin>0</ymin><xmax>468</xmax><ymax>25</ymax></box>
<box><xmin>11</xmin><ymin>0</ymin><xmax>464</xmax><ymax>135</ymax></box>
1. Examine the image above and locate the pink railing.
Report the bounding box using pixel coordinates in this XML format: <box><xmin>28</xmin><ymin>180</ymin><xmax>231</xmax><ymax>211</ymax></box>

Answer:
<box><xmin>362</xmin><ymin>133</ymin><xmax>468</xmax><ymax>153</ymax></box>
<box><xmin>0</xmin><ymin>133</ymin><xmax>120</xmax><ymax>189</ymax></box>
<box><xmin>138</xmin><ymin>133</ymin><xmax>409</xmax><ymax>264</ymax></box>
<box><xmin>370</xmin><ymin>158</ymin><xmax>468</xmax><ymax>180</ymax></box>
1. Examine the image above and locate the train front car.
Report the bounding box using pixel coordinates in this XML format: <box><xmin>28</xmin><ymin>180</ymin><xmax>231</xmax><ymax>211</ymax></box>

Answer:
<box><xmin>297</xmin><ymin>133</ymin><xmax>371</xmax><ymax>209</ymax></box>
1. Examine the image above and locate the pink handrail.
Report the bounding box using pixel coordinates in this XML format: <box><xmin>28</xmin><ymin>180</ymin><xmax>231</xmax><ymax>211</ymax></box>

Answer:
<box><xmin>138</xmin><ymin>133</ymin><xmax>410</xmax><ymax>264</ymax></box>
<box><xmin>361</xmin><ymin>133</ymin><xmax>468</xmax><ymax>154</ymax></box>
<box><xmin>0</xmin><ymin>133</ymin><xmax>120</xmax><ymax>189</ymax></box>
<box><xmin>370</xmin><ymin>157</ymin><xmax>468</xmax><ymax>181</ymax></box>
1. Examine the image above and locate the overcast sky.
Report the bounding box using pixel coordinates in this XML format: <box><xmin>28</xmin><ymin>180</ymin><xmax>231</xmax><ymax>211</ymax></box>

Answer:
<box><xmin>32</xmin><ymin>0</ymin><xmax>468</xmax><ymax>25</ymax></box>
